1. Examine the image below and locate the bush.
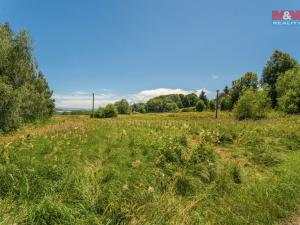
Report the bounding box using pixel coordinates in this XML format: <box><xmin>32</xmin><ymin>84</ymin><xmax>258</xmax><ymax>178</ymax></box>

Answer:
<box><xmin>114</xmin><ymin>99</ymin><xmax>130</xmax><ymax>114</ymax></box>
<box><xmin>196</xmin><ymin>100</ymin><xmax>205</xmax><ymax>112</ymax></box>
<box><xmin>233</xmin><ymin>89</ymin><xmax>270</xmax><ymax>120</ymax></box>
<box><xmin>276</xmin><ymin>68</ymin><xmax>300</xmax><ymax>114</ymax></box>
<box><xmin>94</xmin><ymin>104</ymin><xmax>118</xmax><ymax>118</ymax></box>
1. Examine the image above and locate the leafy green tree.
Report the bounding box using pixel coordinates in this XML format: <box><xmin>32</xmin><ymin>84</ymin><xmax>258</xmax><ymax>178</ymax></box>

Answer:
<box><xmin>231</xmin><ymin>72</ymin><xmax>258</xmax><ymax>107</ymax></box>
<box><xmin>276</xmin><ymin>68</ymin><xmax>300</xmax><ymax>114</ymax></box>
<box><xmin>0</xmin><ymin>80</ymin><xmax>21</xmax><ymax>133</ymax></box>
<box><xmin>196</xmin><ymin>100</ymin><xmax>205</xmax><ymax>112</ymax></box>
<box><xmin>165</xmin><ymin>102</ymin><xmax>178</xmax><ymax>112</ymax></box>
<box><xmin>199</xmin><ymin>90</ymin><xmax>208</xmax><ymax>106</ymax></box>
<box><xmin>223</xmin><ymin>85</ymin><xmax>229</xmax><ymax>95</ymax></box>
<box><xmin>0</xmin><ymin>23</ymin><xmax>54</xmax><ymax>133</ymax></box>
<box><xmin>114</xmin><ymin>99</ymin><xmax>130</xmax><ymax>114</ymax></box>
<box><xmin>146</xmin><ymin>98</ymin><xmax>164</xmax><ymax>112</ymax></box>
<box><xmin>208</xmin><ymin>100</ymin><xmax>215</xmax><ymax>111</ymax></box>
<box><xmin>262</xmin><ymin>50</ymin><xmax>298</xmax><ymax>107</ymax></box>
<box><xmin>183</xmin><ymin>93</ymin><xmax>198</xmax><ymax>107</ymax></box>
<box><xmin>220</xmin><ymin>97</ymin><xmax>232</xmax><ymax>111</ymax></box>
<box><xmin>132</xmin><ymin>103</ymin><xmax>147</xmax><ymax>113</ymax></box>
<box><xmin>233</xmin><ymin>89</ymin><xmax>270</xmax><ymax>120</ymax></box>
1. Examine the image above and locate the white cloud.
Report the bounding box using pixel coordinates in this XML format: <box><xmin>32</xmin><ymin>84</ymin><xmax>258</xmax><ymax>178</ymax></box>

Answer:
<box><xmin>54</xmin><ymin>93</ymin><xmax>119</xmax><ymax>109</ymax></box>
<box><xmin>128</xmin><ymin>88</ymin><xmax>191</xmax><ymax>103</ymax></box>
<box><xmin>54</xmin><ymin>88</ymin><xmax>212</xmax><ymax>109</ymax></box>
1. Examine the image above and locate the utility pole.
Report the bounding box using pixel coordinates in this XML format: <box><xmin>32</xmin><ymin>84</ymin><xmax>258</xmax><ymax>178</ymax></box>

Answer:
<box><xmin>215</xmin><ymin>90</ymin><xmax>219</xmax><ymax>119</ymax></box>
<box><xmin>92</xmin><ymin>93</ymin><xmax>95</xmax><ymax>118</ymax></box>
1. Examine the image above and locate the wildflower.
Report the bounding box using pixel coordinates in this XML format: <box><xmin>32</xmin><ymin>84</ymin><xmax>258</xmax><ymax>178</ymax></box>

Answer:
<box><xmin>132</xmin><ymin>160</ymin><xmax>142</xmax><ymax>168</ymax></box>
<box><xmin>148</xmin><ymin>186</ymin><xmax>155</xmax><ymax>193</ymax></box>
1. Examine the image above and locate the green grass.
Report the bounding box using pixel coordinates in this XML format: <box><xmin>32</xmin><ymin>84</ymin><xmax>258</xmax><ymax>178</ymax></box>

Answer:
<box><xmin>1</xmin><ymin>112</ymin><xmax>300</xmax><ymax>224</ymax></box>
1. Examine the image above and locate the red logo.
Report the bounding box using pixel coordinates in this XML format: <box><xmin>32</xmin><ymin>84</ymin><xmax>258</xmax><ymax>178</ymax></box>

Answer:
<box><xmin>272</xmin><ymin>10</ymin><xmax>300</xmax><ymax>20</ymax></box>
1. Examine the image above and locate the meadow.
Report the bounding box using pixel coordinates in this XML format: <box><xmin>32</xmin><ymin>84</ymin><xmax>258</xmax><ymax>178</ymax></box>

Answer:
<box><xmin>1</xmin><ymin>112</ymin><xmax>300</xmax><ymax>225</ymax></box>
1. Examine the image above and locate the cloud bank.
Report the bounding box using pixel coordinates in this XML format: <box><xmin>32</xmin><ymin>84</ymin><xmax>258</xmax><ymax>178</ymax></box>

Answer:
<box><xmin>54</xmin><ymin>88</ymin><xmax>212</xmax><ymax>109</ymax></box>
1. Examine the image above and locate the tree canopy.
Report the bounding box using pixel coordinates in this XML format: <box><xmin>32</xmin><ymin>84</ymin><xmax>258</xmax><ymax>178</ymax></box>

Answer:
<box><xmin>262</xmin><ymin>50</ymin><xmax>298</xmax><ymax>107</ymax></box>
<box><xmin>0</xmin><ymin>23</ymin><xmax>54</xmax><ymax>133</ymax></box>
<box><xmin>276</xmin><ymin>68</ymin><xmax>300</xmax><ymax>114</ymax></box>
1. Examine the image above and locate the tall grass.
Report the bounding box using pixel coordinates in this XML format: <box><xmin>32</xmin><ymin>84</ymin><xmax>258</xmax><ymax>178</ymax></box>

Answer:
<box><xmin>0</xmin><ymin>112</ymin><xmax>300</xmax><ymax>224</ymax></box>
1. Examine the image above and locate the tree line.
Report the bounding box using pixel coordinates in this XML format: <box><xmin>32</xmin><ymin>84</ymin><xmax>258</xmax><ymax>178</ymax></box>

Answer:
<box><xmin>96</xmin><ymin>50</ymin><xmax>300</xmax><ymax>119</ymax></box>
<box><xmin>0</xmin><ymin>23</ymin><xmax>54</xmax><ymax>133</ymax></box>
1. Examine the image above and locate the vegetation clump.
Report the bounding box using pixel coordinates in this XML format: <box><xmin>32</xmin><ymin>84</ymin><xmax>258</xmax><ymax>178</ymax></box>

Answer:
<box><xmin>114</xmin><ymin>99</ymin><xmax>131</xmax><ymax>114</ymax></box>
<box><xmin>0</xmin><ymin>23</ymin><xmax>54</xmax><ymax>133</ymax></box>
<box><xmin>94</xmin><ymin>104</ymin><xmax>118</xmax><ymax>118</ymax></box>
<box><xmin>233</xmin><ymin>89</ymin><xmax>270</xmax><ymax>120</ymax></box>
<box><xmin>276</xmin><ymin>68</ymin><xmax>300</xmax><ymax>114</ymax></box>
<box><xmin>196</xmin><ymin>99</ymin><xmax>206</xmax><ymax>112</ymax></box>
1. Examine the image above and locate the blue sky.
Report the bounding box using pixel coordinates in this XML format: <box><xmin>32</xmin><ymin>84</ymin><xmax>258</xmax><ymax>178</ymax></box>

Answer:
<box><xmin>1</xmin><ymin>0</ymin><xmax>300</xmax><ymax>108</ymax></box>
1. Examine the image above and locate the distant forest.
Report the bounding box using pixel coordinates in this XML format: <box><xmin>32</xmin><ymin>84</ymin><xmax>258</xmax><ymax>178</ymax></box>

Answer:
<box><xmin>94</xmin><ymin>49</ymin><xmax>300</xmax><ymax>119</ymax></box>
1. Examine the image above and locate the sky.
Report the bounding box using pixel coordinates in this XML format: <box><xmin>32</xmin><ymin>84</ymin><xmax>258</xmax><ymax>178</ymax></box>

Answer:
<box><xmin>1</xmin><ymin>0</ymin><xmax>300</xmax><ymax>109</ymax></box>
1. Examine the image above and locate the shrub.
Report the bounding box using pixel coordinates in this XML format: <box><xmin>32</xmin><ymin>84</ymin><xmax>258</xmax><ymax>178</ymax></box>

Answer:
<box><xmin>114</xmin><ymin>99</ymin><xmax>130</xmax><ymax>114</ymax></box>
<box><xmin>276</xmin><ymin>68</ymin><xmax>300</xmax><ymax>114</ymax></box>
<box><xmin>94</xmin><ymin>104</ymin><xmax>118</xmax><ymax>118</ymax></box>
<box><xmin>195</xmin><ymin>100</ymin><xmax>205</xmax><ymax>112</ymax></box>
<box><xmin>233</xmin><ymin>89</ymin><xmax>270</xmax><ymax>120</ymax></box>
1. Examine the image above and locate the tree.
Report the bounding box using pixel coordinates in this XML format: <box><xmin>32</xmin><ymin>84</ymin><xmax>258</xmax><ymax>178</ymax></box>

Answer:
<box><xmin>208</xmin><ymin>100</ymin><xmax>215</xmax><ymax>111</ymax></box>
<box><xmin>231</xmin><ymin>72</ymin><xmax>258</xmax><ymax>107</ymax></box>
<box><xmin>114</xmin><ymin>99</ymin><xmax>130</xmax><ymax>114</ymax></box>
<box><xmin>0</xmin><ymin>23</ymin><xmax>54</xmax><ymax>133</ymax></box>
<box><xmin>233</xmin><ymin>89</ymin><xmax>270</xmax><ymax>120</ymax></box>
<box><xmin>223</xmin><ymin>85</ymin><xmax>229</xmax><ymax>95</ymax></box>
<box><xmin>94</xmin><ymin>104</ymin><xmax>118</xmax><ymax>118</ymax></box>
<box><xmin>220</xmin><ymin>97</ymin><xmax>232</xmax><ymax>111</ymax></box>
<box><xmin>262</xmin><ymin>50</ymin><xmax>298</xmax><ymax>107</ymax></box>
<box><xmin>196</xmin><ymin>100</ymin><xmax>205</xmax><ymax>112</ymax></box>
<box><xmin>132</xmin><ymin>103</ymin><xmax>147</xmax><ymax>113</ymax></box>
<box><xmin>165</xmin><ymin>102</ymin><xmax>178</xmax><ymax>112</ymax></box>
<box><xmin>199</xmin><ymin>90</ymin><xmax>208</xmax><ymax>106</ymax></box>
<box><xmin>0</xmin><ymin>80</ymin><xmax>21</xmax><ymax>133</ymax></box>
<box><xmin>276</xmin><ymin>68</ymin><xmax>300</xmax><ymax>114</ymax></box>
<box><xmin>146</xmin><ymin>98</ymin><xmax>164</xmax><ymax>112</ymax></box>
<box><xmin>183</xmin><ymin>93</ymin><xmax>198</xmax><ymax>107</ymax></box>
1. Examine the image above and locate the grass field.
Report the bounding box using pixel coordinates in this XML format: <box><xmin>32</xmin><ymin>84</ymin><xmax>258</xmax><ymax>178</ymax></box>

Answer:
<box><xmin>1</xmin><ymin>112</ymin><xmax>300</xmax><ymax>225</ymax></box>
